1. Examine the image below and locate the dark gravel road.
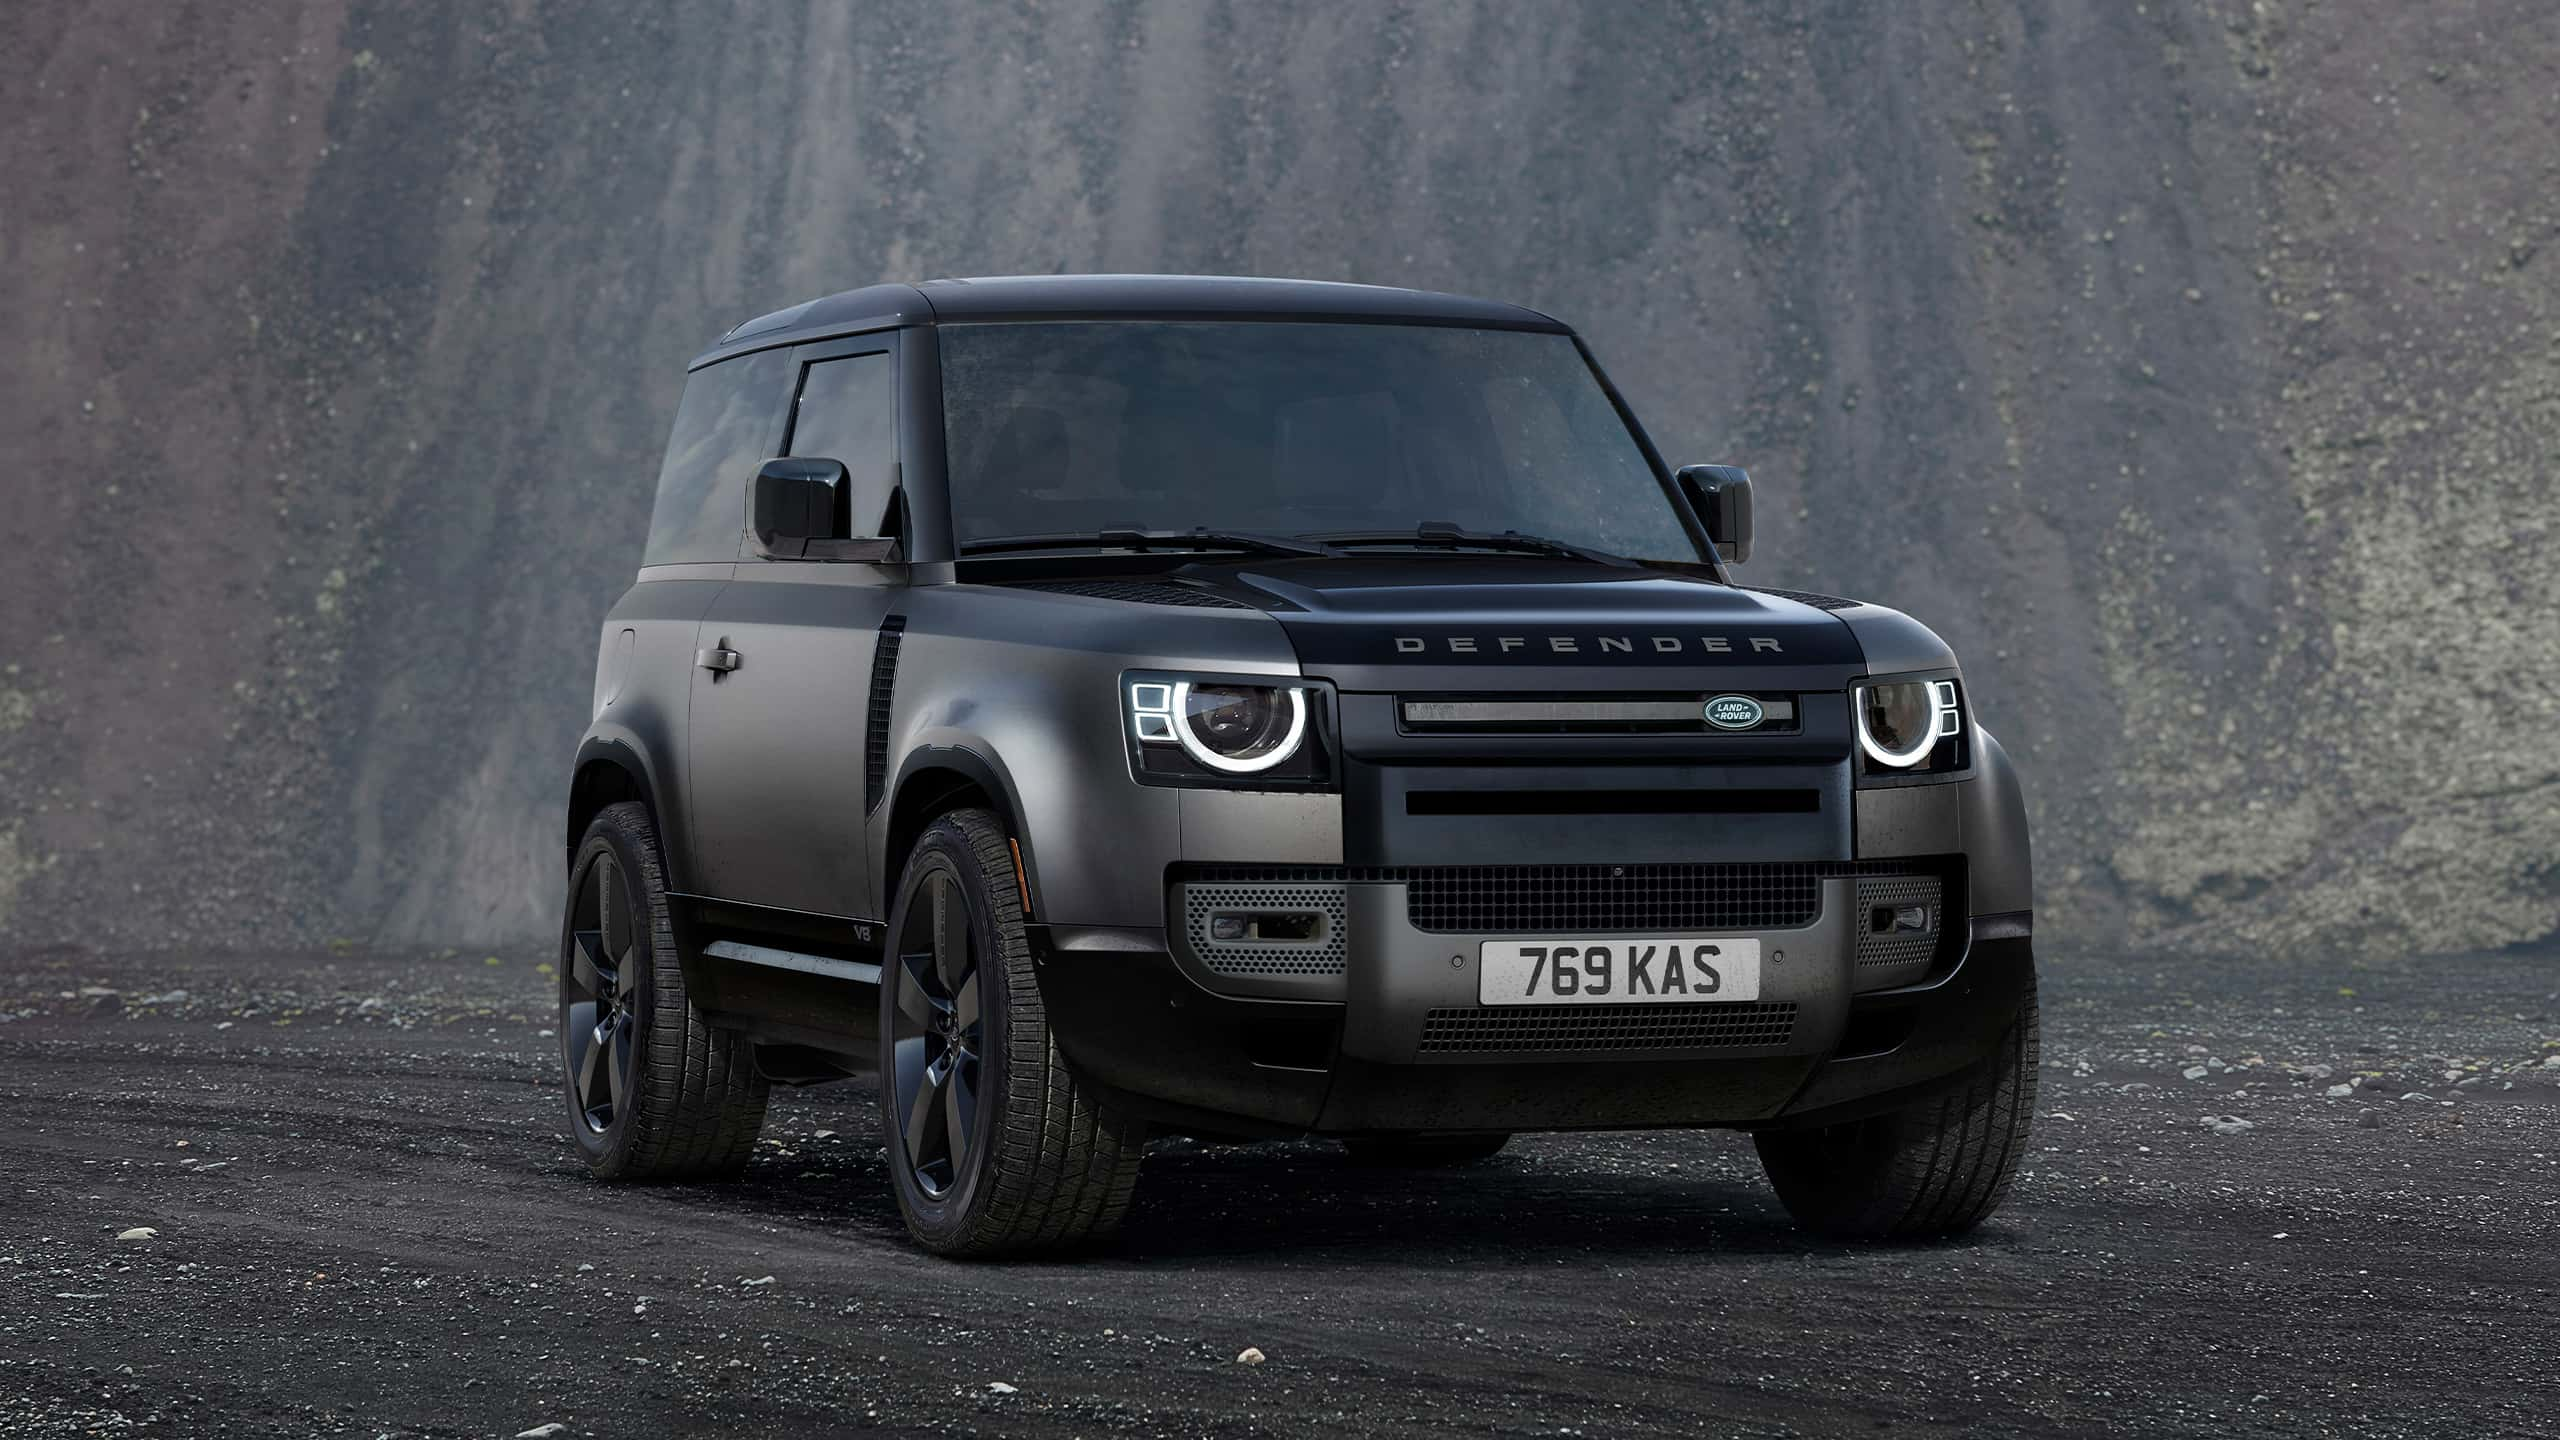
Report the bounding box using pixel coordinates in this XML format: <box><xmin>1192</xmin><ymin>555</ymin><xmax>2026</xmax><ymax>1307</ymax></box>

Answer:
<box><xmin>2</xmin><ymin>945</ymin><xmax>2554</xmax><ymax>1439</ymax></box>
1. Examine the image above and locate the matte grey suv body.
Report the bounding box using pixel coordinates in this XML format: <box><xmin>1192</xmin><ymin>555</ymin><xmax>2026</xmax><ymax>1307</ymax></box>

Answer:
<box><xmin>557</xmin><ymin>275</ymin><xmax>2038</xmax><ymax>1256</ymax></box>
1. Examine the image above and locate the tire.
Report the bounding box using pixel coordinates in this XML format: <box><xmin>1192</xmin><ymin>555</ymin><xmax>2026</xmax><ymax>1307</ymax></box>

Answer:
<box><xmin>879</xmin><ymin>808</ymin><xmax>1146</xmax><ymax>1258</ymax></box>
<box><xmin>1340</xmin><ymin>1133</ymin><xmax>1512</xmax><ymax>1167</ymax></box>
<box><xmin>559</xmin><ymin>801</ymin><xmax>769</xmax><ymax>1180</ymax></box>
<box><xmin>1754</xmin><ymin>987</ymin><xmax>2039</xmax><ymax>1240</ymax></box>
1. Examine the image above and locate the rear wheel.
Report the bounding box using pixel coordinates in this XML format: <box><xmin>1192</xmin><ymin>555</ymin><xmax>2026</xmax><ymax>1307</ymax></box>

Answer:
<box><xmin>879</xmin><ymin>808</ymin><xmax>1145</xmax><ymax>1257</ymax></box>
<box><xmin>560</xmin><ymin>801</ymin><xmax>769</xmax><ymax>1180</ymax></box>
<box><xmin>1340</xmin><ymin>1133</ymin><xmax>1512</xmax><ymax>1167</ymax></box>
<box><xmin>1754</xmin><ymin>988</ymin><xmax>2038</xmax><ymax>1239</ymax></box>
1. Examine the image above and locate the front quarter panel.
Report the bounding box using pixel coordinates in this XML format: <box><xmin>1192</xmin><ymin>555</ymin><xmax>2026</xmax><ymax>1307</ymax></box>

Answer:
<box><xmin>877</xmin><ymin>583</ymin><xmax>1306</xmax><ymax>927</ymax></box>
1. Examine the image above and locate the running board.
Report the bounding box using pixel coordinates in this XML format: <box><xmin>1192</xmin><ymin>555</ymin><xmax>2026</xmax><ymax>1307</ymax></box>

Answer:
<box><xmin>702</xmin><ymin>939</ymin><xmax>882</xmax><ymax>986</ymax></box>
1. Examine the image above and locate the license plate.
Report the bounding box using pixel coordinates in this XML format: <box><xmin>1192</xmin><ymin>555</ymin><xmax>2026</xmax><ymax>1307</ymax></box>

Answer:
<box><xmin>1477</xmin><ymin>938</ymin><xmax>1762</xmax><ymax>1005</ymax></box>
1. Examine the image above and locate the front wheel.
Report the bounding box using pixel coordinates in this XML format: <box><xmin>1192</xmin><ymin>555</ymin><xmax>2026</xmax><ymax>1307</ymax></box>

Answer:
<box><xmin>1753</xmin><ymin>987</ymin><xmax>2039</xmax><ymax>1239</ymax></box>
<box><xmin>879</xmin><ymin>808</ymin><xmax>1146</xmax><ymax>1258</ymax></box>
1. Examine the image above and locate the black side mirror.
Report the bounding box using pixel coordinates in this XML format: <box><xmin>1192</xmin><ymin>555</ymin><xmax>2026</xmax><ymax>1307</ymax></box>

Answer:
<box><xmin>751</xmin><ymin>457</ymin><xmax>847</xmax><ymax>558</ymax></box>
<box><xmin>1675</xmin><ymin>463</ymin><xmax>1753</xmax><ymax>565</ymax></box>
<box><xmin>752</xmin><ymin>457</ymin><xmax>902</xmax><ymax>562</ymax></box>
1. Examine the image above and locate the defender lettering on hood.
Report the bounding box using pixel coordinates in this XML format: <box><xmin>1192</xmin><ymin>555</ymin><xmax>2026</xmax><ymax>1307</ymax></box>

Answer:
<box><xmin>1394</xmin><ymin>633</ymin><xmax>1788</xmax><ymax>657</ymax></box>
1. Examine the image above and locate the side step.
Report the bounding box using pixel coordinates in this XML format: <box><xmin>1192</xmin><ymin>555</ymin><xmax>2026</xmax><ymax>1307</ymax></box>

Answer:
<box><xmin>702</xmin><ymin>939</ymin><xmax>883</xmax><ymax>986</ymax></box>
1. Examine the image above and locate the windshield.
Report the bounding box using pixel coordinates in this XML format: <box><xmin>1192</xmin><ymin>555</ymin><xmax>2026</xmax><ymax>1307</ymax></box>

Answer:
<box><xmin>937</xmin><ymin>321</ymin><xmax>1698</xmax><ymax>559</ymax></box>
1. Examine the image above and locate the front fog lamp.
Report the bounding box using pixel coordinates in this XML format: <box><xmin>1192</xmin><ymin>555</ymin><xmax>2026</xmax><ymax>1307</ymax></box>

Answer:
<box><xmin>1128</xmin><ymin>680</ymin><xmax>1310</xmax><ymax>774</ymax></box>
<box><xmin>1855</xmin><ymin>679</ymin><xmax>1962</xmax><ymax>769</ymax></box>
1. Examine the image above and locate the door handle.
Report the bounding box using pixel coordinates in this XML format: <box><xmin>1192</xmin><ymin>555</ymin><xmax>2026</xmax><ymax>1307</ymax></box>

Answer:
<box><xmin>696</xmin><ymin>644</ymin><xmax>742</xmax><ymax>676</ymax></box>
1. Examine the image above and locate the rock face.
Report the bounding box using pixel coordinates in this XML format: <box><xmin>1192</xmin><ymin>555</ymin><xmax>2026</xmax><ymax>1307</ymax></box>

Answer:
<box><xmin>1</xmin><ymin>4</ymin><xmax>2553</xmax><ymax>955</ymax></box>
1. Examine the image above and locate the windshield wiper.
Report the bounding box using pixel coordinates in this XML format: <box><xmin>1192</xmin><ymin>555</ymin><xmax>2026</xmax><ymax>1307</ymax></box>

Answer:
<box><xmin>1310</xmin><ymin>521</ymin><xmax>1636</xmax><ymax>567</ymax></box>
<box><xmin>961</xmin><ymin>527</ymin><xmax>1337</xmax><ymax>559</ymax></box>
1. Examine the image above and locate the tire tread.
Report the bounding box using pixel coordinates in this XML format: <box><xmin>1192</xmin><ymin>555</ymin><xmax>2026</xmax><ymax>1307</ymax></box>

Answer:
<box><xmin>1755</xmin><ymin>988</ymin><xmax>2038</xmax><ymax>1239</ymax></box>
<box><xmin>573</xmin><ymin>802</ymin><xmax>769</xmax><ymax>1183</ymax></box>
<box><xmin>889</xmin><ymin>809</ymin><xmax>1144</xmax><ymax>1258</ymax></box>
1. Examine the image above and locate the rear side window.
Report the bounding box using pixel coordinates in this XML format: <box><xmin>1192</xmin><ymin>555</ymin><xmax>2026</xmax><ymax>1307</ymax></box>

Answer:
<box><xmin>785</xmin><ymin>350</ymin><xmax>899</xmax><ymax>538</ymax></box>
<box><xmin>643</xmin><ymin>349</ymin><xmax>789</xmax><ymax>565</ymax></box>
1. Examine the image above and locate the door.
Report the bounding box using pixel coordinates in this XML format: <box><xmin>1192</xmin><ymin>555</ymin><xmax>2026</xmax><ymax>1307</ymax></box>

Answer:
<box><xmin>686</xmin><ymin>339</ymin><xmax>905</xmax><ymax>924</ymax></box>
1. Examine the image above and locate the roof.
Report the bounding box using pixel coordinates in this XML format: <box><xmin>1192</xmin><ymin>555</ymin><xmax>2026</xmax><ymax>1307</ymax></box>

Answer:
<box><xmin>692</xmin><ymin>274</ymin><xmax>1569</xmax><ymax>369</ymax></box>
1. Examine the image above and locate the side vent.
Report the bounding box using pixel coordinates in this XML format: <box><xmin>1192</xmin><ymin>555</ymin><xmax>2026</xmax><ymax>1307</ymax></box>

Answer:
<box><xmin>864</xmin><ymin>615</ymin><xmax>907</xmax><ymax>813</ymax></box>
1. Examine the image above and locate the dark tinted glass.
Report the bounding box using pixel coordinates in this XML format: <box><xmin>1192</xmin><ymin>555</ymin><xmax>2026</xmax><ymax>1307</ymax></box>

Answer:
<box><xmin>642</xmin><ymin>348</ymin><xmax>788</xmax><ymax>565</ymax></box>
<box><xmin>938</xmin><ymin>322</ymin><xmax>1695</xmax><ymax>559</ymax></box>
<box><xmin>786</xmin><ymin>350</ymin><xmax>899</xmax><ymax>538</ymax></box>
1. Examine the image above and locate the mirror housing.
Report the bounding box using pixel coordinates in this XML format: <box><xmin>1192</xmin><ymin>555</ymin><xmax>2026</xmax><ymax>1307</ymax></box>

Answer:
<box><xmin>752</xmin><ymin>456</ymin><xmax>846</xmax><ymax>555</ymax></box>
<box><xmin>751</xmin><ymin>457</ymin><xmax>898</xmax><ymax>562</ymax></box>
<box><xmin>1676</xmin><ymin>463</ymin><xmax>1753</xmax><ymax>565</ymax></box>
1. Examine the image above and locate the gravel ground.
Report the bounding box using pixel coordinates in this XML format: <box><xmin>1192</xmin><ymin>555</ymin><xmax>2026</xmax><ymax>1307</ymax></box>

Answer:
<box><xmin>1</xmin><ymin>944</ymin><xmax>2554</xmax><ymax>1439</ymax></box>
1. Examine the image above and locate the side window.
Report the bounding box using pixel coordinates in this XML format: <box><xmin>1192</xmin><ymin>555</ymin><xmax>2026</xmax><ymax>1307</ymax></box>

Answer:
<box><xmin>642</xmin><ymin>348</ymin><xmax>790</xmax><ymax>565</ymax></box>
<box><xmin>785</xmin><ymin>350</ymin><xmax>899</xmax><ymax>539</ymax></box>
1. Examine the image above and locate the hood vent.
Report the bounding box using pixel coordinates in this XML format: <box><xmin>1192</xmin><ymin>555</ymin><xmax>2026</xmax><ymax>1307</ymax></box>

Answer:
<box><xmin>863</xmin><ymin>615</ymin><xmax>907</xmax><ymax>813</ymax></box>
<box><xmin>1011</xmin><ymin>579</ymin><xmax>1252</xmax><ymax>610</ymax></box>
<box><xmin>1744</xmin><ymin>585</ymin><xmax>1862</xmax><ymax>612</ymax></box>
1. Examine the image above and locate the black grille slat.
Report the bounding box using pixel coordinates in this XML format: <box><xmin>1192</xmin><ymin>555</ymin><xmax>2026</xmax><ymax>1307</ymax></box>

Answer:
<box><xmin>1010</xmin><ymin>579</ymin><xmax>1252</xmax><ymax>609</ymax></box>
<box><xmin>863</xmin><ymin>616</ymin><xmax>907</xmax><ymax>813</ymax></box>
<box><xmin>1176</xmin><ymin>861</ymin><xmax>1957</xmax><ymax>936</ymax></box>
<box><xmin>1405</xmin><ymin>864</ymin><xmax>1819</xmax><ymax>932</ymax></box>
<box><xmin>1418</xmin><ymin>1002</ymin><xmax>1797</xmax><ymax>1055</ymax></box>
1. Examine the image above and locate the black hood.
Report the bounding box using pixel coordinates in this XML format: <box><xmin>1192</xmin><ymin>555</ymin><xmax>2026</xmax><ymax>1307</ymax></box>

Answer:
<box><xmin>1192</xmin><ymin>555</ymin><xmax>1868</xmax><ymax>693</ymax></box>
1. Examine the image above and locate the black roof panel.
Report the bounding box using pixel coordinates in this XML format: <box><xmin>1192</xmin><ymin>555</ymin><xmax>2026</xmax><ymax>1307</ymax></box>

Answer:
<box><xmin>694</xmin><ymin>274</ymin><xmax>1567</xmax><ymax>368</ymax></box>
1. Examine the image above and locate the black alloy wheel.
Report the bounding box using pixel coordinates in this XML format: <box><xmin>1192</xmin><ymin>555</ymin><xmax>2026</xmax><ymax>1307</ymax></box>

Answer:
<box><xmin>887</xmin><ymin>869</ymin><xmax>986</xmax><ymax>1199</ymax></box>
<box><xmin>562</xmin><ymin>848</ymin><xmax>641</xmax><ymax>1135</ymax></box>
<box><xmin>558</xmin><ymin>801</ymin><xmax>768</xmax><ymax>1181</ymax></box>
<box><xmin>877</xmin><ymin>808</ymin><xmax>1146</xmax><ymax>1257</ymax></box>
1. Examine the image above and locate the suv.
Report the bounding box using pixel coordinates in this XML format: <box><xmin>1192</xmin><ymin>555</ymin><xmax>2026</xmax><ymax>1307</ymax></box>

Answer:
<box><xmin>559</xmin><ymin>275</ymin><xmax>2037</xmax><ymax>1257</ymax></box>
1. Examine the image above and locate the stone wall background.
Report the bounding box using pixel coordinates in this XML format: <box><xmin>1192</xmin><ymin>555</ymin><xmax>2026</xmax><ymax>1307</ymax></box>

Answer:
<box><xmin>3</xmin><ymin>1</ymin><xmax>2553</xmax><ymax>956</ymax></box>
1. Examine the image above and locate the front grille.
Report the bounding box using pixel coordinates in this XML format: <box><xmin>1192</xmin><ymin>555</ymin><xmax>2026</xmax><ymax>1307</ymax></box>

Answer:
<box><xmin>1418</xmin><ymin>1002</ymin><xmax>1798</xmax><ymax>1055</ymax></box>
<box><xmin>1178</xmin><ymin>882</ymin><xmax>1348</xmax><ymax>978</ymax></box>
<box><xmin>1405</xmin><ymin>864</ymin><xmax>1821</xmax><ymax>933</ymax></box>
<box><xmin>1397</xmin><ymin>693</ymin><xmax>1800</xmax><ymax>736</ymax></box>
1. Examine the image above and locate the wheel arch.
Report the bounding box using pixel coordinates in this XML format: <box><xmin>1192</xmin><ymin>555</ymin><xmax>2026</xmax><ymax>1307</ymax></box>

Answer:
<box><xmin>882</xmin><ymin>745</ymin><xmax>1037</xmax><ymax>919</ymax></box>
<box><xmin>1963</xmin><ymin>724</ymin><xmax>2034</xmax><ymax>917</ymax></box>
<box><xmin>567</xmin><ymin>733</ymin><xmax>684</xmax><ymax>889</ymax></box>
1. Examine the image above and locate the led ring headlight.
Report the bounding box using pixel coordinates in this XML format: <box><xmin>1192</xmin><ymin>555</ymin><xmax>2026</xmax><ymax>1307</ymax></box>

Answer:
<box><xmin>1130</xmin><ymin>681</ymin><xmax>1310</xmax><ymax>774</ymax></box>
<box><xmin>1855</xmin><ymin>679</ymin><xmax>1962</xmax><ymax>769</ymax></box>
<box><xmin>1172</xmin><ymin>682</ymin><xmax>1307</xmax><ymax>773</ymax></box>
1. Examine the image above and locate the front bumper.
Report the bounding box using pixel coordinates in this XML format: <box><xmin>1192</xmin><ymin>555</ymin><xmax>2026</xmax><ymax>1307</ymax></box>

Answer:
<box><xmin>1032</xmin><ymin>871</ymin><xmax>2032</xmax><ymax>1137</ymax></box>
<box><xmin>1030</xmin><ymin>698</ymin><xmax>2036</xmax><ymax>1136</ymax></box>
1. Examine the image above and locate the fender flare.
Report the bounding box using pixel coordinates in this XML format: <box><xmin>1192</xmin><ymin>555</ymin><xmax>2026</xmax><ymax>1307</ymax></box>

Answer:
<box><xmin>880</xmin><ymin>739</ymin><xmax>1041</xmax><ymax>915</ymax></box>
<box><xmin>566</xmin><ymin>728</ymin><xmax>688</xmax><ymax>892</ymax></box>
<box><xmin>1964</xmin><ymin>725</ymin><xmax>2034</xmax><ymax>918</ymax></box>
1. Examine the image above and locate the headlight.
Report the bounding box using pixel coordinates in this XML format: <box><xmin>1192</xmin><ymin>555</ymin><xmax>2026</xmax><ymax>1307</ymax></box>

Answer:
<box><xmin>1125</xmin><ymin>674</ymin><xmax>1331</xmax><ymax>787</ymax></box>
<box><xmin>1171</xmin><ymin>683</ymin><xmax>1307</xmax><ymax>772</ymax></box>
<box><xmin>1855</xmin><ymin>677</ymin><xmax>1965</xmax><ymax>775</ymax></box>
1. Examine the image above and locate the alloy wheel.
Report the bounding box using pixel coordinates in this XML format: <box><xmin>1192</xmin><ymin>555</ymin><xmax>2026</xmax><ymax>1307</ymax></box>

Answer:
<box><xmin>562</xmin><ymin>851</ymin><xmax>641</xmax><ymax>1134</ymax></box>
<box><xmin>888</xmin><ymin>870</ymin><xmax>984</xmax><ymax>1199</ymax></box>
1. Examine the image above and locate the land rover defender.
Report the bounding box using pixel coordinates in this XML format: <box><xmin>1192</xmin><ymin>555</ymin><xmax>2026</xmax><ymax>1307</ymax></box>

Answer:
<box><xmin>559</xmin><ymin>275</ymin><xmax>2037</xmax><ymax>1257</ymax></box>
